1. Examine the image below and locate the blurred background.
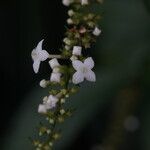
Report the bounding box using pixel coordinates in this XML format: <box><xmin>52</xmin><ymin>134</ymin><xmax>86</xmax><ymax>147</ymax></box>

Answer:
<box><xmin>0</xmin><ymin>0</ymin><xmax>150</xmax><ymax>149</ymax></box>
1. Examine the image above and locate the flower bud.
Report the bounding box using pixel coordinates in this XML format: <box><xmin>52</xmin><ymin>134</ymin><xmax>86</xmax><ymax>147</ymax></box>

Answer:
<box><xmin>67</xmin><ymin>18</ymin><xmax>74</xmax><ymax>25</ymax></box>
<box><xmin>68</xmin><ymin>10</ymin><xmax>74</xmax><ymax>16</ymax></box>
<box><xmin>63</xmin><ymin>38</ymin><xmax>72</xmax><ymax>45</ymax></box>
<box><xmin>60</xmin><ymin>109</ymin><xmax>65</xmax><ymax>115</ymax></box>
<box><xmin>49</xmin><ymin>119</ymin><xmax>55</xmax><ymax>124</ymax></box>
<box><xmin>49</xmin><ymin>58</ymin><xmax>60</xmax><ymax>69</ymax></box>
<box><xmin>81</xmin><ymin>0</ymin><xmax>88</xmax><ymax>5</ymax></box>
<box><xmin>62</xmin><ymin>0</ymin><xmax>73</xmax><ymax>6</ymax></box>
<box><xmin>70</xmin><ymin>55</ymin><xmax>78</xmax><ymax>61</ymax></box>
<box><xmin>93</xmin><ymin>27</ymin><xmax>101</xmax><ymax>36</ymax></box>
<box><xmin>50</xmin><ymin>73</ymin><xmax>61</xmax><ymax>83</ymax></box>
<box><xmin>61</xmin><ymin>98</ymin><xmax>66</xmax><ymax>104</ymax></box>
<box><xmin>72</xmin><ymin>46</ymin><xmax>82</xmax><ymax>56</ymax></box>
<box><xmin>65</xmin><ymin>45</ymin><xmax>71</xmax><ymax>50</ymax></box>
<box><xmin>39</xmin><ymin>79</ymin><xmax>47</xmax><ymax>88</ymax></box>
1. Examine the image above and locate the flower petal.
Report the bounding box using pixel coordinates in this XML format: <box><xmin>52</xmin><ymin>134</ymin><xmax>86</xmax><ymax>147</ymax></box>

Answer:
<box><xmin>38</xmin><ymin>104</ymin><xmax>47</xmax><ymax>113</ymax></box>
<box><xmin>31</xmin><ymin>49</ymin><xmax>38</xmax><ymax>61</ymax></box>
<box><xmin>36</xmin><ymin>39</ymin><xmax>44</xmax><ymax>51</ymax></box>
<box><xmin>72</xmin><ymin>60</ymin><xmax>84</xmax><ymax>71</ymax></box>
<box><xmin>39</xmin><ymin>50</ymin><xmax>49</xmax><ymax>61</ymax></box>
<box><xmin>84</xmin><ymin>57</ymin><xmax>94</xmax><ymax>69</ymax></box>
<box><xmin>85</xmin><ymin>70</ymin><xmax>96</xmax><ymax>82</ymax></box>
<box><xmin>33</xmin><ymin>61</ymin><xmax>40</xmax><ymax>73</ymax></box>
<box><xmin>72</xmin><ymin>71</ymin><xmax>84</xmax><ymax>84</ymax></box>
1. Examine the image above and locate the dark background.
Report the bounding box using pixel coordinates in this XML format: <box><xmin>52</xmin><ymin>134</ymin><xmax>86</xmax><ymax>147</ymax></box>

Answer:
<box><xmin>1</xmin><ymin>0</ymin><xmax>150</xmax><ymax>150</ymax></box>
<box><xmin>0</xmin><ymin>0</ymin><xmax>66</xmax><ymax>134</ymax></box>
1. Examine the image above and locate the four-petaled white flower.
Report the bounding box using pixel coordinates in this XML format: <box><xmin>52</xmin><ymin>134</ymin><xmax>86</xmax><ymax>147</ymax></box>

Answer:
<box><xmin>81</xmin><ymin>0</ymin><xmax>88</xmax><ymax>5</ymax></box>
<box><xmin>93</xmin><ymin>27</ymin><xmax>101</xmax><ymax>36</ymax></box>
<box><xmin>72</xmin><ymin>57</ymin><xmax>96</xmax><ymax>84</ymax></box>
<box><xmin>31</xmin><ymin>39</ymin><xmax>49</xmax><ymax>73</ymax></box>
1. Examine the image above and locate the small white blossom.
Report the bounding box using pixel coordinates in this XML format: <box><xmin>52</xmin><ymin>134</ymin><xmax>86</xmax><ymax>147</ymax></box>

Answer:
<box><xmin>50</xmin><ymin>73</ymin><xmax>61</xmax><ymax>83</ymax></box>
<box><xmin>62</xmin><ymin>0</ymin><xmax>73</xmax><ymax>6</ymax></box>
<box><xmin>72</xmin><ymin>46</ymin><xmax>82</xmax><ymax>56</ymax></box>
<box><xmin>49</xmin><ymin>58</ymin><xmax>60</xmax><ymax>69</ymax></box>
<box><xmin>70</xmin><ymin>55</ymin><xmax>78</xmax><ymax>61</ymax></box>
<box><xmin>72</xmin><ymin>57</ymin><xmax>96</xmax><ymax>84</ymax></box>
<box><xmin>39</xmin><ymin>79</ymin><xmax>47</xmax><ymax>88</ymax></box>
<box><xmin>81</xmin><ymin>0</ymin><xmax>88</xmax><ymax>5</ymax></box>
<box><xmin>93</xmin><ymin>27</ymin><xmax>101</xmax><ymax>36</ymax></box>
<box><xmin>38</xmin><ymin>95</ymin><xmax>58</xmax><ymax>113</ymax></box>
<box><xmin>67</xmin><ymin>18</ymin><xmax>74</xmax><ymax>25</ymax></box>
<box><xmin>31</xmin><ymin>39</ymin><xmax>49</xmax><ymax>73</ymax></box>
<box><xmin>68</xmin><ymin>10</ymin><xmax>74</xmax><ymax>16</ymax></box>
<box><xmin>45</xmin><ymin>95</ymin><xmax>59</xmax><ymax>109</ymax></box>
<box><xmin>38</xmin><ymin>104</ymin><xmax>47</xmax><ymax>113</ymax></box>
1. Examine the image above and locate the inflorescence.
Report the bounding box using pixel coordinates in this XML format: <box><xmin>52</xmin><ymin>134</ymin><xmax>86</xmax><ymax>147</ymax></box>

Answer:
<box><xmin>31</xmin><ymin>0</ymin><xmax>102</xmax><ymax>149</ymax></box>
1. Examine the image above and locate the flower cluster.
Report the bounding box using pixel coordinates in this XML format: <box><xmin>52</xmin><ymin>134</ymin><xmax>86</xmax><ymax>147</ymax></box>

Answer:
<box><xmin>31</xmin><ymin>0</ymin><xmax>102</xmax><ymax>149</ymax></box>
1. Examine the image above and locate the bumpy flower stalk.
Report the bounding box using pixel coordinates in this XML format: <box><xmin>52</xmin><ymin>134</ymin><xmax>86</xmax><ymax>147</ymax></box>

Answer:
<box><xmin>31</xmin><ymin>0</ymin><xmax>103</xmax><ymax>149</ymax></box>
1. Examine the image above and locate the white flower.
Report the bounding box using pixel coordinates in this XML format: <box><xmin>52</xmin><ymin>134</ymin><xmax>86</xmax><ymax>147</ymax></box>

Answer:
<box><xmin>38</xmin><ymin>104</ymin><xmax>47</xmax><ymax>113</ymax></box>
<box><xmin>31</xmin><ymin>39</ymin><xmax>49</xmax><ymax>73</ymax></box>
<box><xmin>49</xmin><ymin>58</ymin><xmax>60</xmax><ymax>69</ymax></box>
<box><xmin>38</xmin><ymin>95</ymin><xmax>58</xmax><ymax>113</ymax></box>
<box><xmin>50</xmin><ymin>73</ymin><xmax>61</xmax><ymax>83</ymax></box>
<box><xmin>93</xmin><ymin>27</ymin><xmax>101</xmax><ymax>36</ymax></box>
<box><xmin>45</xmin><ymin>95</ymin><xmax>59</xmax><ymax>109</ymax></box>
<box><xmin>70</xmin><ymin>55</ymin><xmax>78</xmax><ymax>61</ymax></box>
<box><xmin>72</xmin><ymin>57</ymin><xmax>96</xmax><ymax>84</ymax></box>
<box><xmin>62</xmin><ymin>0</ymin><xmax>73</xmax><ymax>6</ymax></box>
<box><xmin>72</xmin><ymin>46</ymin><xmax>82</xmax><ymax>56</ymax></box>
<box><xmin>81</xmin><ymin>0</ymin><xmax>88</xmax><ymax>5</ymax></box>
<box><xmin>39</xmin><ymin>79</ymin><xmax>47</xmax><ymax>88</ymax></box>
